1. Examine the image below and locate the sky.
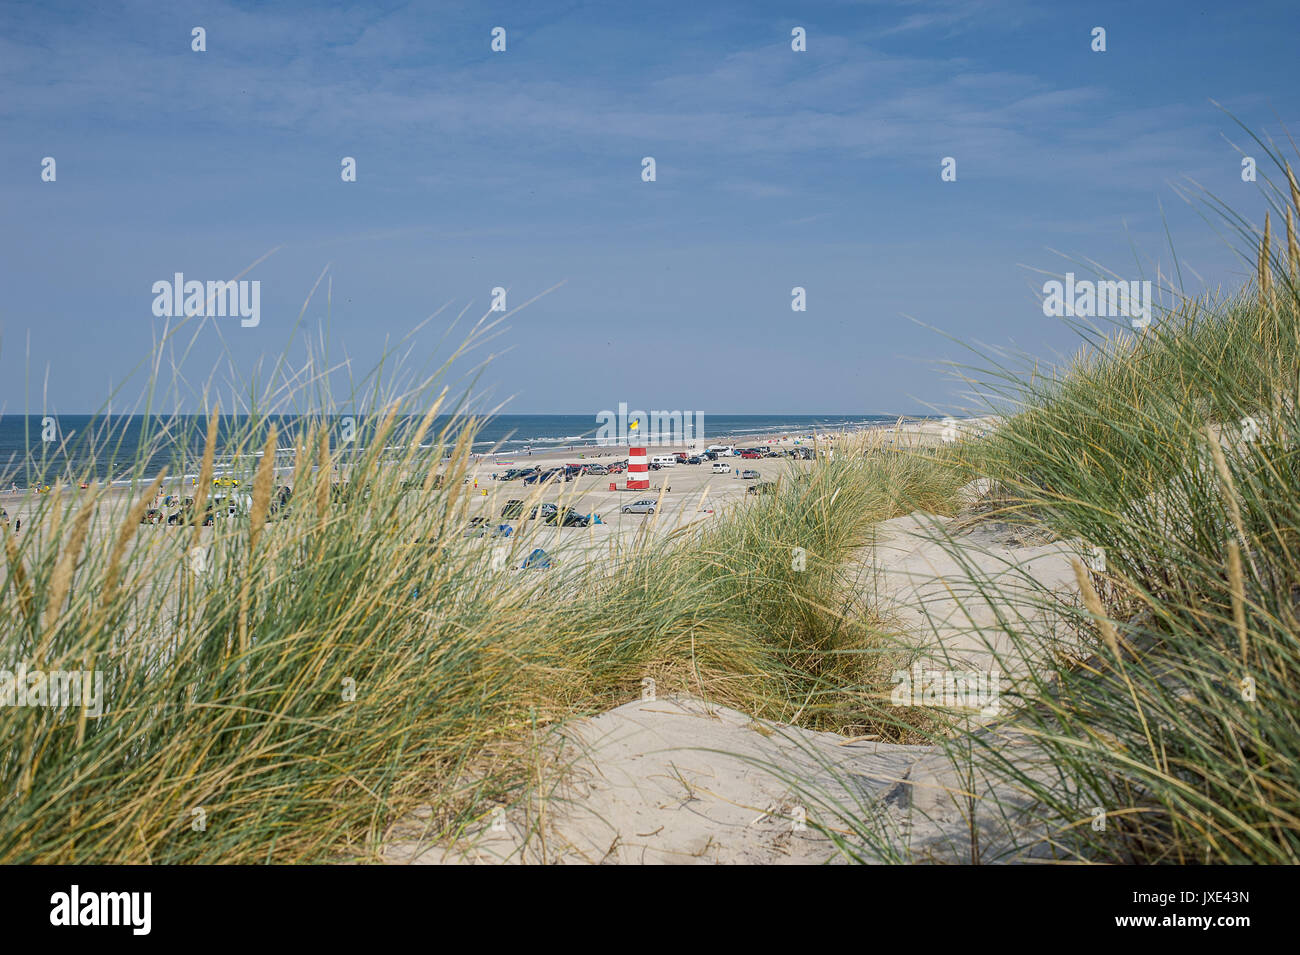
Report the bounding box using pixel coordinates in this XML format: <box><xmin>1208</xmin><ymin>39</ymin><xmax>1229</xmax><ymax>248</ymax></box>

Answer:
<box><xmin>1</xmin><ymin>0</ymin><xmax>1298</xmax><ymax>417</ymax></box>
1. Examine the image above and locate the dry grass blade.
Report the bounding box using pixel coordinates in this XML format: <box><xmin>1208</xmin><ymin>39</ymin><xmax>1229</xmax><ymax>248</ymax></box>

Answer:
<box><xmin>1289</xmin><ymin>162</ymin><xmax>1300</xmax><ymax>223</ymax></box>
<box><xmin>1228</xmin><ymin>540</ymin><xmax>1248</xmax><ymax>670</ymax></box>
<box><xmin>291</xmin><ymin>427</ymin><xmax>310</xmax><ymax>492</ymax></box>
<box><xmin>250</xmin><ymin>424</ymin><xmax>278</xmax><ymax>551</ymax></box>
<box><xmin>1205</xmin><ymin>424</ymin><xmax>1248</xmax><ymax>549</ymax></box>
<box><xmin>191</xmin><ymin>405</ymin><xmax>220</xmax><ymax>548</ymax></box>
<box><xmin>1071</xmin><ymin>560</ymin><xmax>1160</xmax><ymax>770</ymax></box>
<box><xmin>38</xmin><ymin>484</ymin><xmax>100</xmax><ymax>654</ymax></box>
<box><xmin>1071</xmin><ymin>558</ymin><xmax>1121</xmax><ymax>660</ymax></box>
<box><xmin>316</xmin><ymin>425</ymin><xmax>331</xmax><ymax>522</ymax></box>
<box><xmin>1262</xmin><ymin>212</ymin><xmax>1274</xmax><ymax>305</ymax></box>
<box><xmin>1287</xmin><ymin>207</ymin><xmax>1299</xmax><ymax>281</ymax></box>
<box><xmin>104</xmin><ymin>468</ymin><xmax>168</xmax><ymax>600</ymax></box>
<box><xmin>3</xmin><ymin>527</ymin><xmax>35</xmax><ymax>627</ymax></box>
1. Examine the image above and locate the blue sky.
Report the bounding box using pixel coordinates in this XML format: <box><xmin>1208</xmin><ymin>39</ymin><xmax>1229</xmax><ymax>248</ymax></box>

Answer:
<box><xmin>1</xmin><ymin>0</ymin><xmax>1297</xmax><ymax>415</ymax></box>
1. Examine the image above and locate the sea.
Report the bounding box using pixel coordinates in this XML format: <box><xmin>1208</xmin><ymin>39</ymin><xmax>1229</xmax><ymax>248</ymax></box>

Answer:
<box><xmin>0</xmin><ymin>413</ymin><xmax>927</xmax><ymax>486</ymax></box>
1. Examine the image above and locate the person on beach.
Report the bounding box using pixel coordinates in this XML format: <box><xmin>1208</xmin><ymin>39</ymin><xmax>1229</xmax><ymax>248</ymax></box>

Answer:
<box><xmin>14</xmin><ymin>519</ymin><xmax>20</xmax><ymax>534</ymax></box>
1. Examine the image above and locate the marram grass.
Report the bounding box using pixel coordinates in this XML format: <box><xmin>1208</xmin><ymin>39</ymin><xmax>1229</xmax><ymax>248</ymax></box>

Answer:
<box><xmin>855</xmin><ymin>189</ymin><xmax>1300</xmax><ymax>863</ymax></box>
<box><xmin>0</xmin><ymin>353</ymin><xmax>965</xmax><ymax>863</ymax></box>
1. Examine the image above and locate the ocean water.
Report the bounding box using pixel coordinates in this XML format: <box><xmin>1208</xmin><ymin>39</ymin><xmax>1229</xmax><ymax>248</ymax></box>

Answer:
<box><xmin>0</xmin><ymin>413</ymin><xmax>922</xmax><ymax>485</ymax></box>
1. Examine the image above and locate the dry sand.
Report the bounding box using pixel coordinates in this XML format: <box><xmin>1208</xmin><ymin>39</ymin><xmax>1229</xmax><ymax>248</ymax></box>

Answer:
<box><xmin>9</xmin><ymin>416</ymin><xmax>1065</xmax><ymax>864</ymax></box>
<box><xmin>385</xmin><ymin>469</ymin><xmax>1094</xmax><ymax>865</ymax></box>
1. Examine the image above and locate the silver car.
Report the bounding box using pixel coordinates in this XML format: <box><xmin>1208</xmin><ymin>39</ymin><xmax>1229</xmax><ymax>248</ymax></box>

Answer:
<box><xmin>621</xmin><ymin>499</ymin><xmax>659</xmax><ymax>514</ymax></box>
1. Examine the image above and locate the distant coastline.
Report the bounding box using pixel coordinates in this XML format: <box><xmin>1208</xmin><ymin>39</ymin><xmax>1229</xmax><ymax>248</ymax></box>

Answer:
<box><xmin>0</xmin><ymin>412</ymin><xmax>947</xmax><ymax>485</ymax></box>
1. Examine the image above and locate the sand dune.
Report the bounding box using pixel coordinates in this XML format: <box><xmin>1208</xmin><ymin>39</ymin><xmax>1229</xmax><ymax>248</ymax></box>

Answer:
<box><xmin>387</xmin><ymin>479</ymin><xmax>1088</xmax><ymax>864</ymax></box>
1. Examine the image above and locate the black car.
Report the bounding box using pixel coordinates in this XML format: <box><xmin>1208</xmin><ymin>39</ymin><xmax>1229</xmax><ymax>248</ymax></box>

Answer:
<box><xmin>500</xmin><ymin>499</ymin><xmax>525</xmax><ymax>519</ymax></box>
<box><xmin>546</xmin><ymin>506</ymin><xmax>591</xmax><ymax>527</ymax></box>
<box><xmin>524</xmin><ymin>468</ymin><xmax>566</xmax><ymax>485</ymax></box>
<box><xmin>686</xmin><ymin>456</ymin><xmax>703</xmax><ymax>464</ymax></box>
<box><xmin>747</xmin><ymin>481</ymin><xmax>778</xmax><ymax>495</ymax></box>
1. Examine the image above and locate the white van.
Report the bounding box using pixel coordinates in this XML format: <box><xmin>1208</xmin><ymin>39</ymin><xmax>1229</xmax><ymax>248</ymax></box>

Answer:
<box><xmin>707</xmin><ymin>445</ymin><xmax>734</xmax><ymax>456</ymax></box>
<box><xmin>651</xmin><ymin>455</ymin><xmax>677</xmax><ymax>467</ymax></box>
<box><xmin>711</xmin><ymin>462</ymin><xmax>731</xmax><ymax>474</ymax></box>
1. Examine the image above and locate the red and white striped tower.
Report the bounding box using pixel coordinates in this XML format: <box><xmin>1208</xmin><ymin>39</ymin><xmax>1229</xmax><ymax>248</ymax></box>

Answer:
<box><xmin>626</xmin><ymin>446</ymin><xmax>650</xmax><ymax>490</ymax></box>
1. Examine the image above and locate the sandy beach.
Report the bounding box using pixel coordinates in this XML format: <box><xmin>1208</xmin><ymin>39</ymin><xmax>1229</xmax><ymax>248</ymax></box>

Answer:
<box><xmin>0</xmin><ymin>417</ymin><xmax>994</xmax><ymax>564</ymax></box>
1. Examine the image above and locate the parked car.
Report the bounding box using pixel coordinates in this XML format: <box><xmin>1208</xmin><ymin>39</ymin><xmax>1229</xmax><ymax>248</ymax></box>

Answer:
<box><xmin>500</xmin><ymin>499</ymin><xmax>525</xmax><ymax>519</ymax></box>
<box><xmin>747</xmin><ymin>481</ymin><xmax>778</xmax><ymax>495</ymax></box>
<box><xmin>211</xmin><ymin>494</ymin><xmax>244</xmax><ymax>518</ymax></box>
<box><xmin>739</xmin><ymin>469</ymin><xmax>760</xmax><ymax>480</ymax></box>
<box><xmin>686</xmin><ymin>456</ymin><xmax>703</xmax><ymax>465</ymax></box>
<box><xmin>621</xmin><ymin>499</ymin><xmax>659</xmax><ymax>515</ymax></box>
<box><xmin>583</xmin><ymin>463</ymin><xmax>609</xmax><ymax>475</ymax></box>
<box><xmin>546</xmin><ymin>506</ymin><xmax>591</xmax><ymax>527</ymax></box>
<box><xmin>740</xmin><ymin>451</ymin><xmax>762</xmax><ymax>460</ymax></box>
<box><xmin>606</xmin><ymin>462</ymin><xmax>626</xmax><ymax>474</ymax></box>
<box><xmin>527</xmin><ymin>503</ymin><xmax>559</xmax><ymax>521</ymax></box>
<box><xmin>711</xmin><ymin>462</ymin><xmax>731</xmax><ymax>474</ymax></box>
<box><xmin>524</xmin><ymin>468</ymin><xmax>563</xmax><ymax>485</ymax></box>
<box><xmin>212</xmin><ymin>477</ymin><xmax>241</xmax><ymax>488</ymax></box>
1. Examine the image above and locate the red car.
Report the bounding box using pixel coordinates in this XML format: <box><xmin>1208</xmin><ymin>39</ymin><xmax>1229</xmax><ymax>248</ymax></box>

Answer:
<box><xmin>607</xmin><ymin>462</ymin><xmax>626</xmax><ymax>474</ymax></box>
<box><xmin>740</xmin><ymin>451</ymin><xmax>762</xmax><ymax>460</ymax></box>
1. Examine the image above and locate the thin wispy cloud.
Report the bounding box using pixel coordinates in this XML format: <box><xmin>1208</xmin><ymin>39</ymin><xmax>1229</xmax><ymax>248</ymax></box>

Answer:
<box><xmin>0</xmin><ymin>0</ymin><xmax>1296</xmax><ymax>412</ymax></box>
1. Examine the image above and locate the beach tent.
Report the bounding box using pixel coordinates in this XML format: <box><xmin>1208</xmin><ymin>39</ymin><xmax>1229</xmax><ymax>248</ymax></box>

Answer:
<box><xmin>521</xmin><ymin>548</ymin><xmax>552</xmax><ymax>570</ymax></box>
